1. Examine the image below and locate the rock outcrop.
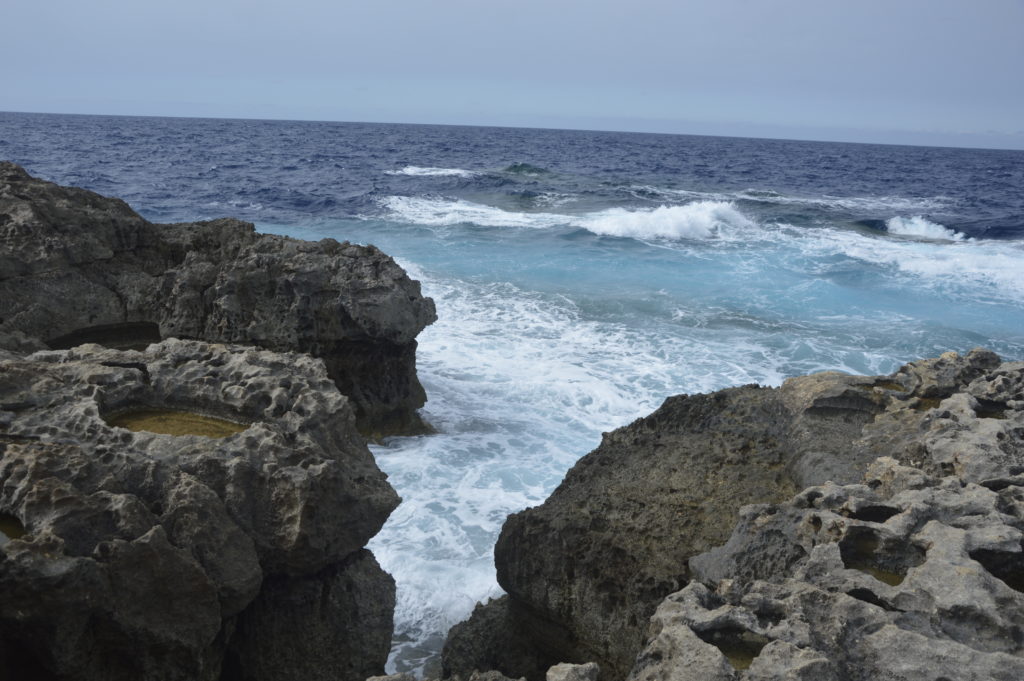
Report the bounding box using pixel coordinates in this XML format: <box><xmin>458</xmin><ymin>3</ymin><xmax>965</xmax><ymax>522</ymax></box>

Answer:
<box><xmin>444</xmin><ymin>349</ymin><xmax>1024</xmax><ymax>680</ymax></box>
<box><xmin>0</xmin><ymin>340</ymin><xmax>398</xmax><ymax>680</ymax></box>
<box><xmin>0</xmin><ymin>161</ymin><xmax>436</xmax><ymax>436</ymax></box>
<box><xmin>631</xmin><ymin>457</ymin><xmax>1024</xmax><ymax>681</ymax></box>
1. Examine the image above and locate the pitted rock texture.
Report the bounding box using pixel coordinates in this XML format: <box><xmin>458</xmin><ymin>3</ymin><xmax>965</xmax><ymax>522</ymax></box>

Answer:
<box><xmin>224</xmin><ymin>550</ymin><xmax>396</xmax><ymax>681</ymax></box>
<box><xmin>0</xmin><ymin>161</ymin><xmax>436</xmax><ymax>436</ymax></box>
<box><xmin>444</xmin><ymin>349</ymin><xmax>1024</xmax><ymax>680</ymax></box>
<box><xmin>0</xmin><ymin>340</ymin><xmax>398</xmax><ymax>681</ymax></box>
<box><xmin>631</xmin><ymin>457</ymin><xmax>1024</xmax><ymax>681</ymax></box>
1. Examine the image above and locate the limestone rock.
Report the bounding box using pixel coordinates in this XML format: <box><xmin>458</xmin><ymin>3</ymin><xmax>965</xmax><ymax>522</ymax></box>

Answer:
<box><xmin>0</xmin><ymin>161</ymin><xmax>436</xmax><ymax>435</ymax></box>
<box><xmin>443</xmin><ymin>596</ymin><xmax>582</xmax><ymax>681</ymax></box>
<box><xmin>224</xmin><ymin>550</ymin><xmax>395</xmax><ymax>681</ymax></box>
<box><xmin>546</xmin><ymin>662</ymin><xmax>600</xmax><ymax>681</ymax></box>
<box><xmin>634</xmin><ymin>457</ymin><xmax>1024</xmax><ymax>681</ymax></box>
<box><xmin>0</xmin><ymin>340</ymin><xmax>398</xmax><ymax>680</ymax></box>
<box><xmin>444</xmin><ymin>350</ymin><xmax>1024</xmax><ymax>680</ymax></box>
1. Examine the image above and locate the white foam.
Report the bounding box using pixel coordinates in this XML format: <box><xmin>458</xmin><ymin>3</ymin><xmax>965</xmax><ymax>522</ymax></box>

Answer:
<box><xmin>629</xmin><ymin>184</ymin><xmax>951</xmax><ymax>213</ymax></box>
<box><xmin>382</xmin><ymin>196</ymin><xmax>758</xmax><ymax>241</ymax></box>
<box><xmin>577</xmin><ymin>202</ymin><xmax>756</xmax><ymax>240</ymax></box>
<box><xmin>885</xmin><ymin>215</ymin><xmax>967</xmax><ymax>241</ymax></box>
<box><xmin>381</xmin><ymin>196</ymin><xmax>570</xmax><ymax>229</ymax></box>
<box><xmin>793</xmin><ymin>223</ymin><xmax>1024</xmax><ymax>302</ymax></box>
<box><xmin>386</xmin><ymin>166</ymin><xmax>479</xmax><ymax>178</ymax></box>
<box><xmin>366</xmin><ymin>262</ymin><xmax>850</xmax><ymax>675</ymax></box>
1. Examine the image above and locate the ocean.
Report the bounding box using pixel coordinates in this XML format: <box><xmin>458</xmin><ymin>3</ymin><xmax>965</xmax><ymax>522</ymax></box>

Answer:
<box><xmin>3</xmin><ymin>111</ymin><xmax>1023</xmax><ymax>674</ymax></box>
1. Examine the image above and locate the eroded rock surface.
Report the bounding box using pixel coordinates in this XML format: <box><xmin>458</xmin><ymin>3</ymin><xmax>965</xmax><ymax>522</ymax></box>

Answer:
<box><xmin>632</xmin><ymin>457</ymin><xmax>1024</xmax><ymax>681</ymax></box>
<box><xmin>0</xmin><ymin>161</ymin><xmax>436</xmax><ymax>436</ymax></box>
<box><xmin>445</xmin><ymin>350</ymin><xmax>1024</xmax><ymax>680</ymax></box>
<box><xmin>0</xmin><ymin>340</ymin><xmax>398</xmax><ymax>680</ymax></box>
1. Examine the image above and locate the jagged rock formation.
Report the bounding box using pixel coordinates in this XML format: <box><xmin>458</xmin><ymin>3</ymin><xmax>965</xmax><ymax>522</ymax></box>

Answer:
<box><xmin>0</xmin><ymin>161</ymin><xmax>436</xmax><ymax>436</ymax></box>
<box><xmin>444</xmin><ymin>349</ymin><xmax>1024</xmax><ymax>680</ymax></box>
<box><xmin>0</xmin><ymin>340</ymin><xmax>398</xmax><ymax>680</ymax></box>
<box><xmin>631</xmin><ymin>457</ymin><xmax>1024</xmax><ymax>680</ymax></box>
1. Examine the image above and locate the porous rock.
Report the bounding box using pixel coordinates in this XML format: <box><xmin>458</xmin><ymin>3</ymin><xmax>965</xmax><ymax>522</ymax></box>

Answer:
<box><xmin>546</xmin><ymin>662</ymin><xmax>600</xmax><ymax>681</ymax></box>
<box><xmin>224</xmin><ymin>549</ymin><xmax>395</xmax><ymax>681</ymax></box>
<box><xmin>444</xmin><ymin>350</ymin><xmax>1024</xmax><ymax>680</ymax></box>
<box><xmin>0</xmin><ymin>339</ymin><xmax>398</xmax><ymax>680</ymax></box>
<box><xmin>632</xmin><ymin>457</ymin><xmax>1024</xmax><ymax>681</ymax></box>
<box><xmin>0</xmin><ymin>161</ymin><xmax>436</xmax><ymax>436</ymax></box>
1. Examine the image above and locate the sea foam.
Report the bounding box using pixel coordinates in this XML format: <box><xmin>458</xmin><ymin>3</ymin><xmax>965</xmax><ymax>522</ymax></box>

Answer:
<box><xmin>380</xmin><ymin>196</ymin><xmax>570</xmax><ymax>229</ymax></box>
<box><xmin>382</xmin><ymin>196</ymin><xmax>757</xmax><ymax>241</ymax></box>
<box><xmin>386</xmin><ymin>166</ymin><xmax>479</xmax><ymax>178</ymax></box>
<box><xmin>885</xmin><ymin>215</ymin><xmax>967</xmax><ymax>241</ymax></box>
<box><xmin>577</xmin><ymin>202</ymin><xmax>755</xmax><ymax>240</ymax></box>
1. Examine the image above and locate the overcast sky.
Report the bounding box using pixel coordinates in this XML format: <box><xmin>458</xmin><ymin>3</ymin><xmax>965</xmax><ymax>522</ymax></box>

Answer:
<box><xmin>3</xmin><ymin>0</ymin><xmax>1023</xmax><ymax>149</ymax></box>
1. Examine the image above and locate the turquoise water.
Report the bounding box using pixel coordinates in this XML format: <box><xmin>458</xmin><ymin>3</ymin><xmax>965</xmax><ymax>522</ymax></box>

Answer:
<box><xmin>4</xmin><ymin>112</ymin><xmax>1023</xmax><ymax>673</ymax></box>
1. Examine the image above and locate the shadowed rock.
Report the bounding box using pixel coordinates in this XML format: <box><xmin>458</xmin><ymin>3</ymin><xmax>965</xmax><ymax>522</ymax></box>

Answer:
<box><xmin>0</xmin><ymin>340</ymin><xmax>398</xmax><ymax>680</ymax></box>
<box><xmin>0</xmin><ymin>161</ymin><xmax>436</xmax><ymax>436</ymax></box>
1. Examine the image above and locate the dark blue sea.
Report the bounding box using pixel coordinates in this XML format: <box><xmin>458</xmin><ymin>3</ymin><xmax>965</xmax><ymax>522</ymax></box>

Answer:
<box><xmin>3</xmin><ymin>111</ymin><xmax>1024</xmax><ymax>673</ymax></box>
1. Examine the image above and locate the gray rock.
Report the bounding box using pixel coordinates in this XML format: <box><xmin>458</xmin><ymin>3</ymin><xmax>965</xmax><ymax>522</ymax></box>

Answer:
<box><xmin>546</xmin><ymin>662</ymin><xmax>600</xmax><ymax>681</ymax></box>
<box><xmin>0</xmin><ymin>340</ymin><xmax>398</xmax><ymax>680</ymax></box>
<box><xmin>368</xmin><ymin>674</ymin><xmax>418</xmax><ymax>681</ymax></box>
<box><xmin>634</xmin><ymin>457</ymin><xmax>1024</xmax><ymax>681</ymax></box>
<box><xmin>224</xmin><ymin>549</ymin><xmax>395</xmax><ymax>681</ymax></box>
<box><xmin>444</xmin><ymin>596</ymin><xmax>586</xmax><ymax>681</ymax></box>
<box><xmin>445</xmin><ymin>350</ymin><xmax>1024</xmax><ymax>680</ymax></box>
<box><xmin>0</xmin><ymin>161</ymin><xmax>436</xmax><ymax>436</ymax></box>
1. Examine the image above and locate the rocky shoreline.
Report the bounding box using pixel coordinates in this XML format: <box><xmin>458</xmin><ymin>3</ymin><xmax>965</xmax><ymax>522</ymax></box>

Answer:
<box><xmin>442</xmin><ymin>349</ymin><xmax>1024</xmax><ymax>681</ymax></box>
<box><xmin>0</xmin><ymin>161</ymin><xmax>436</xmax><ymax>438</ymax></box>
<box><xmin>3</xmin><ymin>165</ymin><xmax>1023</xmax><ymax>681</ymax></box>
<box><xmin>0</xmin><ymin>164</ymin><xmax>433</xmax><ymax>680</ymax></box>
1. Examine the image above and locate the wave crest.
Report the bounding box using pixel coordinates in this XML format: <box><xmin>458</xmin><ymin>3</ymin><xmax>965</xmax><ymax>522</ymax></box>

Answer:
<box><xmin>578</xmin><ymin>202</ymin><xmax>755</xmax><ymax>240</ymax></box>
<box><xmin>885</xmin><ymin>215</ymin><xmax>967</xmax><ymax>241</ymax></box>
<box><xmin>380</xmin><ymin>196</ymin><xmax>569</xmax><ymax>228</ymax></box>
<box><xmin>386</xmin><ymin>166</ymin><xmax>479</xmax><ymax>178</ymax></box>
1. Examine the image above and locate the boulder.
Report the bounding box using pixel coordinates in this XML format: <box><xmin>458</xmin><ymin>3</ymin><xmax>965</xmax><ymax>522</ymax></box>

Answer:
<box><xmin>0</xmin><ymin>340</ymin><xmax>398</xmax><ymax>680</ymax></box>
<box><xmin>0</xmin><ymin>161</ymin><xmax>436</xmax><ymax>436</ymax></box>
<box><xmin>444</xmin><ymin>350</ymin><xmax>1024</xmax><ymax>679</ymax></box>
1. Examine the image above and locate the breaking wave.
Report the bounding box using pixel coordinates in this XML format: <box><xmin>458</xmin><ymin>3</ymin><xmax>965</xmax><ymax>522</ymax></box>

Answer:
<box><xmin>578</xmin><ymin>202</ymin><xmax>756</xmax><ymax>240</ymax></box>
<box><xmin>885</xmin><ymin>215</ymin><xmax>967</xmax><ymax>241</ymax></box>
<box><xmin>386</xmin><ymin>166</ymin><xmax>479</xmax><ymax>178</ymax></box>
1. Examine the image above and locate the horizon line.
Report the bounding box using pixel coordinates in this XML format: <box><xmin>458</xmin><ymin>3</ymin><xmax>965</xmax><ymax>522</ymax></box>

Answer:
<box><xmin>3</xmin><ymin>108</ymin><xmax>1023</xmax><ymax>154</ymax></box>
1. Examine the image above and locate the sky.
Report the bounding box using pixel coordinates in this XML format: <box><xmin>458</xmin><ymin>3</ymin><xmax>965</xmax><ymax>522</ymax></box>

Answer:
<box><xmin>3</xmin><ymin>0</ymin><xmax>1023</xmax><ymax>149</ymax></box>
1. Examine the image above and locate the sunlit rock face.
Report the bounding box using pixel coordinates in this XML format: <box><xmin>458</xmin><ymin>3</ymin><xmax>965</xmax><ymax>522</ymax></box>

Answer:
<box><xmin>0</xmin><ymin>340</ymin><xmax>399</xmax><ymax>681</ymax></box>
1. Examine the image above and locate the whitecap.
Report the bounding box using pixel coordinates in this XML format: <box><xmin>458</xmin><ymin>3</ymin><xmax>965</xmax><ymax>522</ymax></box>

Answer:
<box><xmin>629</xmin><ymin>184</ymin><xmax>951</xmax><ymax>214</ymax></box>
<box><xmin>885</xmin><ymin>215</ymin><xmax>967</xmax><ymax>241</ymax></box>
<box><xmin>793</xmin><ymin>223</ymin><xmax>1024</xmax><ymax>302</ymax></box>
<box><xmin>381</xmin><ymin>196</ymin><xmax>760</xmax><ymax>242</ymax></box>
<box><xmin>576</xmin><ymin>202</ymin><xmax>756</xmax><ymax>240</ymax></box>
<box><xmin>385</xmin><ymin>166</ymin><xmax>479</xmax><ymax>178</ymax></box>
<box><xmin>380</xmin><ymin>196</ymin><xmax>570</xmax><ymax>229</ymax></box>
